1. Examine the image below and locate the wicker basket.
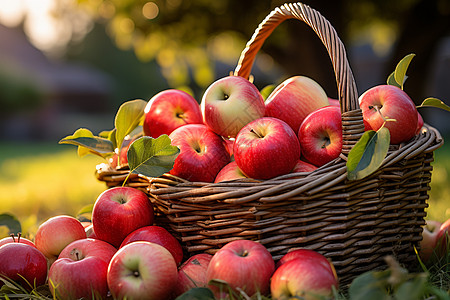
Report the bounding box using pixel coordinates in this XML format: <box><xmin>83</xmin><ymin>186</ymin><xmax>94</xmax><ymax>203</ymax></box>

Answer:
<box><xmin>96</xmin><ymin>2</ymin><xmax>444</xmax><ymax>284</ymax></box>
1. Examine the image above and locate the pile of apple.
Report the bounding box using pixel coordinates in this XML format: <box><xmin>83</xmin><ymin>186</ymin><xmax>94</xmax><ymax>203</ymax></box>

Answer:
<box><xmin>0</xmin><ymin>186</ymin><xmax>341</xmax><ymax>299</ymax></box>
<box><xmin>137</xmin><ymin>74</ymin><xmax>424</xmax><ymax>184</ymax></box>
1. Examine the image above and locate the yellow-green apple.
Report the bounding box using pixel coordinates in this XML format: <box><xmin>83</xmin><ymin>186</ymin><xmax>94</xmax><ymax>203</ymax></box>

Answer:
<box><xmin>169</xmin><ymin>124</ymin><xmax>230</xmax><ymax>182</ymax></box>
<box><xmin>0</xmin><ymin>243</ymin><xmax>47</xmax><ymax>290</ymax></box>
<box><xmin>270</xmin><ymin>256</ymin><xmax>339</xmax><ymax>300</ymax></box>
<box><xmin>48</xmin><ymin>238</ymin><xmax>117</xmax><ymax>300</ymax></box>
<box><xmin>234</xmin><ymin>117</ymin><xmax>301</xmax><ymax>180</ymax></box>
<box><xmin>206</xmin><ymin>239</ymin><xmax>275</xmax><ymax>298</ymax></box>
<box><xmin>107</xmin><ymin>241</ymin><xmax>178</xmax><ymax>300</ymax></box>
<box><xmin>291</xmin><ymin>160</ymin><xmax>318</xmax><ymax>173</ymax></box>
<box><xmin>419</xmin><ymin>220</ymin><xmax>442</xmax><ymax>262</ymax></box>
<box><xmin>298</xmin><ymin>106</ymin><xmax>342</xmax><ymax>167</ymax></box>
<box><xmin>35</xmin><ymin>215</ymin><xmax>86</xmax><ymax>259</ymax></box>
<box><xmin>214</xmin><ymin>161</ymin><xmax>247</xmax><ymax>183</ymax></box>
<box><xmin>436</xmin><ymin>218</ymin><xmax>450</xmax><ymax>258</ymax></box>
<box><xmin>0</xmin><ymin>234</ymin><xmax>36</xmax><ymax>248</ymax></box>
<box><xmin>143</xmin><ymin>89</ymin><xmax>203</xmax><ymax>138</ymax></box>
<box><xmin>120</xmin><ymin>225</ymin><xmax>184</xmax><ymax>266</ymax></box>
<box><xmin>174</xmin><ymin>253</ymin><xmax>213</xmax><ymax>297</ymax></box>
<box><xmin>264</xmin><ymin>76</ymin><xmax>329</xmax><ymax>134</ymax></box>
<box><xmin>92</xmin><ymin>187</ymin><xmax>154</xmax><ymax>248</ymax></box>
<box><xmin>358</xmin><ymin>85</ymin><xmax>418</xmax><ymax>144</ymax></box>
<box><xmin>201</xmin><ymin>76</ymin><xmax>265</xmax><ymax>138</ymax></box>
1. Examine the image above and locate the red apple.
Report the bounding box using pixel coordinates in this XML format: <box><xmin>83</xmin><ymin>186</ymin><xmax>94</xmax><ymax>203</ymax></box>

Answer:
<box><xmin>0</xmin><ymin>243</ymin><xmax>47</xmax><ymax>289</ymax></box>
<box><xmin>0</xmin><ymin>234</ymin><xmax>36</xmax><ymax>248</ymax></box>
<box><xmin>214</xmin><ymin>161</ymin><xmax>247</xmax><ymax>183</ymax></box>
<box><xmin>48</xmin><ymin>238</ymin><xmax>117</xmax><ymax>300</ymax></box>
<box><xmin>328</xmin><ymin>98</ymin><xmax>340</xmax><ymax>107</ymax></box>
<box><xmin>291</xmin><ymin>159</ymin><xmax>318</xmax><ymax>173</ymax></box>
<box><xmin>270</xmin><ymin>256</ymin><xmax>339</xmax><ymax>300</ymax></box>
<box><xmin>359</xmin><ymin>85</ymin><xmax>418</xmax><ymax>144</ymax></box>
<box><xmin>35</xmin><ymin>215</ymin><xmax>86</xmax><ymax>259</ymax></box>
<box><xmin>222</xmin><ymin>137</ymin><xmax>235</xmax><ymax>156</ymax></box>
<box><xmin>298</xmin><ymin>105</ymin><xmax>342</xmax><ymax>167</ymax></box>
<box><xmin>174</xmin><ymin>253</ymin><xmax>213</xmax><ymax>297</ymax></box>
<box><xmin>107</xmin><ymin>241</ymin><xmax>178</xmax><ymax>300</ymax></box>
<box><xmin>416</xmin><ymin>111</ymin><xmax>424</xmax><ymax>134</ymax></box>
<box><xmin>234</xmin><ymin>117</ymin><xmax>301</xmax><ymax>180</ymax></box>
<box><xmin>201</xmin><ymin>75</ymin><xmax>265</xmax><ymax>138</ymax></box>
<box><xmin>120</xmin><ymin>225</ymin><xmax>183</xmax><ymax>266</ymax></box>
<box><xmin>265</xmin><ymin>76</ymin><xmax>329</xmax><ymax>134</ymax></box>
<box><xmin>92</xmin><ymin>186</ymin><xmax>154</xmax><ymax>248</ymax></box>
<box><xmin>85</xmin><ymin>224</ymin><xmax>98</xmax><ymax>239</ymax></box>
<box><xmin>169</xmin><ymin>124</ymin><xmax>230</xmax><ymax>182</ymax></box>
<box><xmin>436</xmin><ymin>218</ymin><xmax>450</xmax><ymax>258</ymax></box>
<box><xmin>419</xmin><ymin>220</ymin><xmax>442</xmax><ymax>262</ymax></box>
<box><xmin>206</xmin><ymin>239</ymin><xmax>275</xmax><ymax>297</ymax></box>
<box><xmin>143</xmin><ymin>89</ymin><xmax>203</xmax><ymax>138</ymax></box>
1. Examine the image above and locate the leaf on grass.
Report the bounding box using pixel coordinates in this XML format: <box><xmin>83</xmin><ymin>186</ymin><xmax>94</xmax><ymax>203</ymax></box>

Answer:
<box><xmin>386</xmin><ymin>53</ymin><xmax>415</xmax><ymax>90</ymax></box>
<box><xmin>59</xmin><ymin>128</ymin><xmax>115</xmax><ymax>158</ymax></box>
<box><xmin>175</xmin><ymin>287</ymin><xmax>215</xmax><ymax>300</ymax></box>
<box><xmin>261</xmin><ymin>84</ymin><xmax>276</xmax><ymax>101</ymax></box>
<box><xmin>418</xmin><ymin>97</ymin><xmax>450</xmax><ymax>112</ymax></box>
<box><xmin>348</xmin><ymin>270</ymin><xmax>391</xmax><ymax>300</ymax></box>
<box><xmin>127</xmin><ymin>135</ymin><xmax>180</xmax><ymax>178</ymax></box>
<box><xmin>115</xmin><ymin>99</ymin><xmax>147</xmax><ymax>152</ymax></box>
<box><xmin>394</xmin><ymin>274</ymin><xmax>428</xmax><ymax>300</ymax></box>
<box><xmin>347</xmin><ymin>127</ymin><xmax>390</xmax><ymax>181</ymax></box>
<box><xmin>0</xmin><ymin>213</ymin><xmax>21</xmax><ymax>235</ymax></box>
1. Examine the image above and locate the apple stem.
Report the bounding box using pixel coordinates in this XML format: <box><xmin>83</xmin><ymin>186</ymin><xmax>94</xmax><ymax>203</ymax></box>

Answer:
<box><xmin>17</xmin><ymin>233</ymin><xmax>21</xmax><ymax>243</ymax></box>
<box><xmin>10</xmin><ymin>233</ymin><xmax>15</xmax><ymax>242</ymax></box>
<box><xmin>373</xmin><ymin>105</ymin><xmax>397</xmax><ymax>125</ymax></box>
<box><xmin>250</xmin><ymin>128</ymin><xmax>263</xmax><ymax>139</ymax></box>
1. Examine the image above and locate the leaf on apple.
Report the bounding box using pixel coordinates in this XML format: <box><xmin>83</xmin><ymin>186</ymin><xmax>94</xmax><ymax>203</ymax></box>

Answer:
<box><xmin>417</xmin><ymin>97</ymin><xmax>450</xmax><ymax>112</ymax></box>
<box><xmin>127</xmin><ymin>135</ymin><xmax>180</xmax><ymax>179</ymax></box>
<box><xmin>386</xmin><ymin>53</ymin><xmax>415</xmax><ymax>90</ymax></box>
<box><xmin>59</xmin><ymin>128</ymin><xmax>115</xmax><ymax>159</ymax></box>
<box><xmin>114</xmin><ymin>99</ymin><xmax>147</xmax><ymax>155</ymax></box>
<box><xmin>175</xmin><ymin>287</ymin><xmax>215</xmax><ymax>300</ymax></box>
<box><xmin>260</xmin><ymin>84</ymin><xmax>276</xmax><ymax>101</ymax></box>
<box><xmin>0</xmin><ymin>213</ymin><xmax>21</xmax><ymax>235</ymax></box>
<box><xmin>346</xmin><ymin>127</ymin><xmax>390</xmax><ymax>181</ymax></box>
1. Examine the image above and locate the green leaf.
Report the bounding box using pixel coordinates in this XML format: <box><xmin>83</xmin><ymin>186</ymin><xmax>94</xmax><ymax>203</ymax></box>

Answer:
<box><xmin>347</xmin><ymin>127</ymin><xmax>390</xmax><ymax>180</ymax></box>
<box><xmin>77</xmin><ymin>204</ymin><xmax>94</xmax><ymax>218</ymax></box>
<box><xmin>387</xmin><ymin>71</ymin><xmax>401</xmax><ymax>89</ymax></box>
<box><xmin>127</xmin><ymin>135</ymin><xmax>180</xmax><ymax>178</ymax></box>
<box><xmin>115</xmin><ymin>99</ymin><xmax>147</xmax><ymax>153</ymax></box>
<box><xmin>417</xmin><ymin>97</ymin><xmax>450</xmax><ymax>112</ymax></box>
<box><xmin>260</xmin><ymin>84</ymin><xmax>276</xmax><ymax>101</ymax></box>
<box><xmin>394</xmin><ymin>274</ymin><xmax>428</xmax><ymax>300</ymax></box>
<box><xmin>59</xmin><ymin>134</ymin><xmax>115</xmax><ymax>159</ymax></box>
<box><xmin>175</xmin><ymin>287</ymin><xmax>215</xmax><ymax>300</ymax></box>
<box><xmin>0</xmin><ymin>213</ymin><xmax>21</xmax><ymax>235</ymax></box>
<box><xmin>348</xmin><ymin>270</ymin><xmax>391</xmax><ymax>300</ymax></box>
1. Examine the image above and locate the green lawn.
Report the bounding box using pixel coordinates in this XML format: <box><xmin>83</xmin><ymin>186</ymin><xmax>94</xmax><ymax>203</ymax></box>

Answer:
<box><xmin>0</xmin><ymin>137</ymin><xmax>449</xmax><ymax>239</ymax></box>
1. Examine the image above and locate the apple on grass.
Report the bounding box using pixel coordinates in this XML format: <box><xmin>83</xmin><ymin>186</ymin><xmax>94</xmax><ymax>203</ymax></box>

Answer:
<box><xmin>436</xmin><ymin>218</ymin><xmax>450</xmax><ymax>258</ymax></box>
<box><xmin>264</xmin><ymin>76</ymin><xmax>329</xmax><ymax>134</ymax></box>
<box><xmin>107</xmin><ymin>241</ymin><xmax>178</xmax><ymax>300</ymax></box>
<box><xmin>298</xmin><ymin>105</ymin><xmax>342</xmax><ymax>167</ymax></box>
<box><xmin>201</xmin><ymin>75</ymin><xmax>265</xmax><ymax>138</ymax></box>
<box><xmin>120</xmin><ymin>225</ymin><xmax>184</xmax><ymax>266</ymax></box>
<box><xmin>35</xmin><ymin>215</ymin><xmax>86</xmax><ymax>259</ymax></box>
<box><xmin>174</xmin><ymin>253</ymin><xmax>213</xmax><ymax>297</ymax></box>
<box><xmin>0</xmin><ymin>243</ymin><xmax>47</xmax><ymax>290</ymax></box>
<box><xmin>234</xmin><ymin>117</ymin><xmax>301</xmax><ymax>180</ymax></box>
<box><xmin>0</xmin><ymin>233</ymin><xmax>36</xmax><ymax>248</ymax></box>
<box><xmin>214</xmin><ymin>161</ymin><xmax>247</xmax><ymax>183</ymax></box>
<box><xmin>419</xmin><ymin>219</ymin><xmax>442</xmax><ymax>262</ymax></box>
<box><xmin>169</xmin><ymin>124</ymin><xmax>231</xmax><ymax>182</ymax></box>
<box><xmin>92</xmin><ymin>186</ymin><xmax>154</xmax><ymax>248</ymax></box>
<box><xmin>48</xmin><ymin>238</ymin><xmax>117</xmax><ymax>300</ymax></box>
<box><xmin>143</xmin><ymin>89</ymin><xmax>203</xmax><ymax>138</ymax></box>
<box><xmin>359</xmin><ymin>85</ymin><xmax>418</xmax><ymax>144</ymax></box>
<box><xmin>270</xmin><ymin>256</ymin><xmax>339</xmax><ymax>300</ymax></box>
<box><xmin>206</xmin><ymin>239</ymin><xmax>275</xmax><ymax>298</ymax></box>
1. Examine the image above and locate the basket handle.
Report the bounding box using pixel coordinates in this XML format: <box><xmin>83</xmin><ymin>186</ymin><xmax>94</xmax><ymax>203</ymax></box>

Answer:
<box><xmin>233</xmin><ymin>2</ymin><xmax>364</xmax><ymax>154</ymax></box>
